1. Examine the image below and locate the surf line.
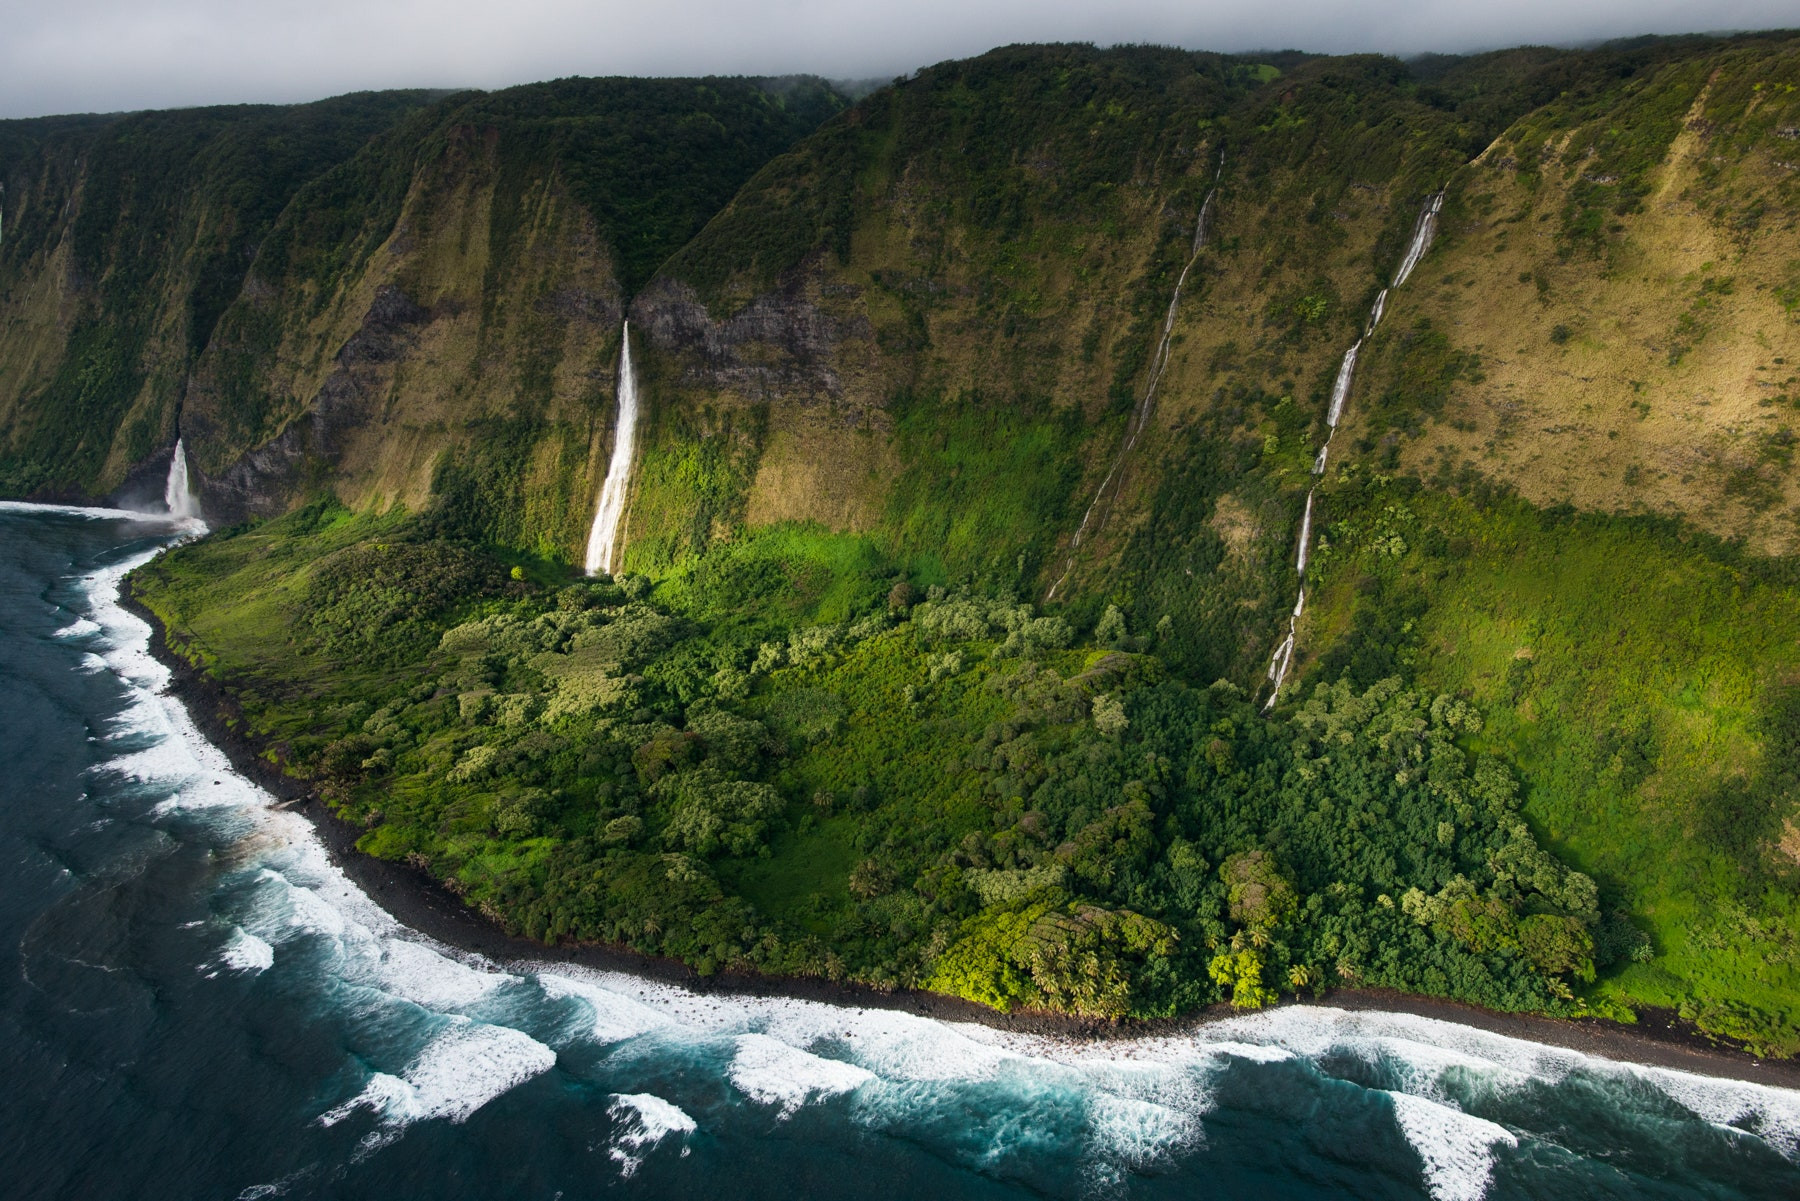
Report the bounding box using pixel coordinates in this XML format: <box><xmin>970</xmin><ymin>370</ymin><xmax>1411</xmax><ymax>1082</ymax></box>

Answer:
<box><xmin>1262</xmin><ymin>190</ymin><xmax>1444</xmax><ymax>712</ymax></box>
<box><xmin>1046</xmin><ymin>153</ymin><xmax>1225</xmax><ymax>603</ymax></box>
<box><xmin>584</xmin><ymin>321</ymin><xmax>640</xmax><ymax>576</ymax></box>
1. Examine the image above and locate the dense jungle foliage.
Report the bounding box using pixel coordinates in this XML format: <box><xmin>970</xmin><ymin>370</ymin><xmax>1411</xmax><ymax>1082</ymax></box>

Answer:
<box><xmin>138</xmin><ymin>498</ymin><xmax>1657</xmax><ymax>1031</ymax></box>
<box><xmin>13</xmin><ymin>32</ymin><xmax>1800</xmax><ymax>1056</ymax></box>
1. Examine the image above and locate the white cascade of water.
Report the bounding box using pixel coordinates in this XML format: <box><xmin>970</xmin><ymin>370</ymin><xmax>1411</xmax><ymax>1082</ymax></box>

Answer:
<box><xmin>1365</xmin><ymin>287</ymin><xmax>1389</xmax><ymax>336</ymax></box>
<box><xmin>164</xmin><ymin>438</ymin><xmax>201</xmax><ymax>521</ymax></box>
<box><xmin>1390</xmin><ymin>192</ymin><xmax>1445</xmax><ymax>290</ymax></box>
<box><xmin>1294</xmin><ymin>492</ymin><xmax>1314</xmax><ymax>574</ymax></box>
<box><xmin>1263</xmin><ymin>190</ymin><xmax>1444</xmax><ymax>710</ymax></box>
<box><xmin>584</xmin><ymin>322</ymin><xmax>640</xmax><ymax>576</ymax></box>
<box><xmin>1324</xmin><ymin>340</ymin><xmax>1363</xmax><ymax>429</ymax></box>
<box><xmin>1046</xmin><ymin>161</ymin><xmax>1223</xmax><ymax>602</ymax></box>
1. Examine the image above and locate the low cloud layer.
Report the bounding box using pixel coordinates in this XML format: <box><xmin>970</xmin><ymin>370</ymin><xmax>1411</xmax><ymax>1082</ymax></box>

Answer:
<box><xmin>3</xmin><ymin>0</ymin><xmax>1795</xmax><ymax>118</ymax></box>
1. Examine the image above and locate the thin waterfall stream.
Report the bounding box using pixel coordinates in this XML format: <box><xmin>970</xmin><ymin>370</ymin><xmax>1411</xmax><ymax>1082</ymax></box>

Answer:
<box><xmin>163</xmin><ymin>438</ymin><xmax>201</xmax><ymax>521</ymax></box>
<box><xmin>1046</xmin><ymin>159</ymin><xmax>1223</xmax><ymax>602</ymax></box>
<box><xmin>584</xmin><ymin>321</ymin><xmax>639</xmax><ymax>576</ymax></box>
<box><xmin>1262</xmin><ymin>191</ymin><xmax>1443</xmax><ymax>710</ymax></box>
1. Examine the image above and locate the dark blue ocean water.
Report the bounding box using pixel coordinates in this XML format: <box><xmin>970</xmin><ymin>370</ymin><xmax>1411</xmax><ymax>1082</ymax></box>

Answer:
<box><xmin>1</xmin><ymin>503</ymin><xmax>1797</xmax><ymax>1201</ymax></box>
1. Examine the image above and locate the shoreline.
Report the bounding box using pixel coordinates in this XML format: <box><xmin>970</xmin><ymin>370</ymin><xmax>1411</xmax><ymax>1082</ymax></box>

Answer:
<box><xmin>121</xmin><ymin>581</ymin><xmax>1800</xmax><ymax>1091</ymax></box>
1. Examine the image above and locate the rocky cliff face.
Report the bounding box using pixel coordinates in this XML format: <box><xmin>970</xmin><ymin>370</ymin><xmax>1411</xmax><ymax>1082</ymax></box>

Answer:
<box><xmin>0</xmin><ymin>93</ymin><xmax>438</xmax><ymax>500</ymax></box>
<box><xmin>0</xmin><ymin>76</ymin><xmax>842</xmax><ymax>550</ymax></box>
<box><xmin>4</xmin><ymin>39</ymin><xmax>1798</xmax><ymax>584</ymax></box>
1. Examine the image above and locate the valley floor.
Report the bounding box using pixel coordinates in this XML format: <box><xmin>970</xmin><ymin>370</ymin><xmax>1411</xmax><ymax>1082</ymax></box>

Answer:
<box><xmin>126</xmin><ymin>550</ymin><xmax>1800</xmax><ymax>1087</ymax></box>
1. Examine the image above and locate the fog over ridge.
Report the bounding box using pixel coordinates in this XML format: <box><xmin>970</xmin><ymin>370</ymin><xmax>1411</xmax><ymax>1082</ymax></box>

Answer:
<box><xmin>2</xmin><ymin>0</ymin><xmax>1796</xmax><ymax>119</ymax></box>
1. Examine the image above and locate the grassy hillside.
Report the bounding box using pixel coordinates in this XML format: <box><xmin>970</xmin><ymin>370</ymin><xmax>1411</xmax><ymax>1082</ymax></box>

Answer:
<box><xmin>1354</xmin><ymin>36</ymin><xmax>1800</xmax><ymax>551</ymax></box>
<box><xmin>9</xmin><ymin>35</ymin><xmax>1799</xmax><ymax>1049</ymax></box>
<box><xmin>1290</xmin><ymin>470</ymin><xmax>1800</xmax><ymax>1052</ymax></box>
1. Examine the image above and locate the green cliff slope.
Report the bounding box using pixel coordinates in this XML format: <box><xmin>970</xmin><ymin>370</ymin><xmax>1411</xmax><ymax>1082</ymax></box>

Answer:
<box><xmin>5</xmin><ymin>36</ymin><xmax>1798</xmax><ymax>1050</ymax></box>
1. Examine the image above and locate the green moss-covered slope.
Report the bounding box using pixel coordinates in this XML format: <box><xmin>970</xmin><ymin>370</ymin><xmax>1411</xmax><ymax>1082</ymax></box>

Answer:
<box><xmin>11</xmin><ymin>34</ymin><xmax>1800</xmax><ymax>1050</ymax></box>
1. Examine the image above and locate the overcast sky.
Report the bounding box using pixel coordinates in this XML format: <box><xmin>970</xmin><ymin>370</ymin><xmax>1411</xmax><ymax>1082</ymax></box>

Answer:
<box><xmin>2</xmin><ymin>0</ymin><xmax>1795</xmax><ymax>119</ymax></box>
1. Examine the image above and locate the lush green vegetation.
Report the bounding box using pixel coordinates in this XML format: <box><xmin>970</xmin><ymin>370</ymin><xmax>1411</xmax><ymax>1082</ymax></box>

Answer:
<box><xmin>135</xmin><ymin>502</ymin><xmax>1636</xmax><ymax>1026</ymax></box>
<box><xmin>15</xmin><ymin>34</ymin><xmax>1800</xmax><ymax>1054</ymax></box>
<box><xmin>1299</xmin><ymin>468</ymin><xmax>1800</xmax><ymax>1054</ymax></box>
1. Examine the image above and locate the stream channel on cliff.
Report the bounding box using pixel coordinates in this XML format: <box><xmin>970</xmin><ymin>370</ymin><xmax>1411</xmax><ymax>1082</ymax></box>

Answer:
<box><xmin>1</xmin><ymin>503</ymin><xmax>1797</xmax><ymax>1200</ymax></box>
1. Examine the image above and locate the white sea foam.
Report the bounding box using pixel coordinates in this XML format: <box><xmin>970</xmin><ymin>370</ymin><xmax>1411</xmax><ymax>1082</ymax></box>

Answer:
<box><xmin>1386</xmin><ymin>1090</ymin><xmax>1516</xmax><ymax>1201</ymax></box>
<box><xmin>537</xmin><ymin>972</ymin><xmax>673</xmax><ymax>1044</ymax></box>
<box><xmin>607</xmin><ymin>1093</ymin><xmax>695</xmax><ymax>1176</ymax></box>
<box><xmin>319</xmin><ymin>1018</ymin><xmax>556</xmax><ymax>1127</ymax></box>
<box><xmin>729</xmin><ymin>1032</ymin><xmax>876</xmax><ymax>1116</ymax></box>
<box><xmin>373</xmin><ymin>939</ymin><xmax>509</xmax><ymax>1011</ymax></box>
<box><xmin>53</xmin><ymin>617</ymin><xmax>100</xmax><ymax>639</ymax></box>
<box><xmin>49</xmin><ymin>508</ymin><xmax>1800</xmax><ymax>1185</ymax></box>
<box><xmin>0</xmin><ymin>499</ymin><xmax>179</xmax><ymax>522</ymax></box>
<box><xmin>214</xmin><ymin>927</ymin><xmax>275</xmax><ymax>975</ymax></box>
<box><xmin>1085</xmin><ymin>1090</ymin><xmax>1198</xmax><ymax>1167</ymax></box>
<box><xmin>281</xmin><ymin>882</ymin><xmax>350</xmax><ymax>941</ymax></box>
<box><xmin>528</xmin><ymin>967</ymin><xmax>1020</xmax><ymax>1085</ymax></box>
<box><xmin>1205</xmin><ymin>1006</ymin><xmax>1580</xmax><ymax>1088</ymax></box>
<box><xmin>1642</xmin><ymin>1064</ymin><xmax>1800</xmax><ymax>1160</ymax></box>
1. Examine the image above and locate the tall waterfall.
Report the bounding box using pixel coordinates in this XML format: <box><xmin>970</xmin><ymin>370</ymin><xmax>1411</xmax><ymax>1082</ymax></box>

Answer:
<box><xmin>1262</xmin><ymin>190</ymin><xmax>1444</xmax><ymax>710</ymax></box>
<box><xmin>164</xmin><ymin>439</ymin><xmax>201</xmax><ymax>521</ymax></box>
<box><xmin>1046</xmin><ymin>159</ymin><xmax>1223</xmax><ymax>602</ymax></box>
<box><xmin>584</xmin><ymin>322</ymin><xmax>640</xmax><ymax>577</ymax></box>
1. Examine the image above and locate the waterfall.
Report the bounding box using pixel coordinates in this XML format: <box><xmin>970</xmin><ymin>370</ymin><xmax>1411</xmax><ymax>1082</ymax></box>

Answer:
<box><xmin>164</xmin><ymin>439</ymin><xmax>201</xmax><ymax>521</ymax></box>
<box><xmin>1324</xmin><ymin>340</ymin><xmax>1363</xmax><ymax>428</ymax></box>
<box><xmin>1294</xmin><ymin>493</ymin><xmax>1314</xmax><ymax>574</ymax></box>
<box><xmin>1365</xmin><ymin>288</ymin><xmax>1389</xmax><ymax>336</ymax></box>
<box><xmin>1046</xmin><ymin>158</ymin><xmax>1223</xmax><ymax>602</ymax></box>
<box><xmin>1262</xmin><ymin>190</ymin><xmax>1444</xmax><ymax>710</ymax></box>
<box><xmin>1390</xmin><ymin>193</ymin><xmax>1444</xmax><ymax>290</ymax></box>
<box><xmin>584</xmin><ymin>322</ymin><xmax>640</xmax><ymax>577</ymax></box>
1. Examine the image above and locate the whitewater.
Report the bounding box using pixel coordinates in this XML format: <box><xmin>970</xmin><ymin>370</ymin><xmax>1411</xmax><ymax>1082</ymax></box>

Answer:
<box><xmin>1</xmin><ymin>503</ymin><xmax>1794</xmax><ymax>1199</ymax></box>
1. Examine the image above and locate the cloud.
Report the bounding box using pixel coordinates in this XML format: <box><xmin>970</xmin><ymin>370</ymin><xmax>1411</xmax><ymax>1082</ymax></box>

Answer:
<box><xmin>1</xmin><ymin>0</ymin><xmax>1794</xmax><ymax>118</ymax></box>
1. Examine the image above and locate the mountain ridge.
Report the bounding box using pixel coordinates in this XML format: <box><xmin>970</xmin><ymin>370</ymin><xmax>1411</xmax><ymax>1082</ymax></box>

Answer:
<box><xmin>6</xmin><ymin>33</ymin><xmax>1800</xmax><ymax>1054</ymax></box>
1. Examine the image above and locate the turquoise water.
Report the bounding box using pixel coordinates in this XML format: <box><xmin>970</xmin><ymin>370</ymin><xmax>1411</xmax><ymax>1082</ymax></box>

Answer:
<box><xmin>1</xmin><ymin>502</ymin><xmax>1796</xmax><ymax>1200</ymax></box>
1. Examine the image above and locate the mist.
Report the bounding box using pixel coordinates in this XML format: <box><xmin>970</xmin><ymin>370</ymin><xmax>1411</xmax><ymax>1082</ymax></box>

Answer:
<box><xmin>2</xmin><ymin>0</ymin><xmax>1795</xmax><ymax>119</ymax></box>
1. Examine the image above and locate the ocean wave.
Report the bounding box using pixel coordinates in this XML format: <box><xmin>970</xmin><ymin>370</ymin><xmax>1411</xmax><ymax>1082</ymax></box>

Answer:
<box><xmin>537</xmin><ymin>972</ymin><xmax>673</xmax><ymax>1045</ymax></box>
<box><xmin>728</xmin><ymin>1032</ymin><xmax>876</xmax><ymax>1116</ymax></box>
<box><xmin>372</xmin><ymin>938</ymin><xmax>510</xmax><ymax>1012</ymax></box>
<box><xmin>1084</xmin><ymin>1089</ymin><xmax>1198</xmax><ymax>1169</ymax></box>
<box><xmin>1642</xmin><ymin>1064</ymin><xmax>1800</xmax><ymax>1160</ymax></box>
<box><xmin>0</xmin><ymin>499</ymin><xmax>189</xmax><ymax>523</ymax></box>
<box><xmin>317</xmin><ymin>1017</ymin><xmax>556</xmax><ymax>1127</ymax></box>
<box><xmin>607</xmin><ymin>1093</ymin><xmax>695</xmax><ymax>1177</ymax></box>
<box><xmin>212</xmin><ymin>926</ymin><xmax>275</xmax><ymax>975</ymax></box>
<box><xmin>1386</xmin><ymin>1089</ymin><xmax>1517</xmax><ymax>1201</ymax></box>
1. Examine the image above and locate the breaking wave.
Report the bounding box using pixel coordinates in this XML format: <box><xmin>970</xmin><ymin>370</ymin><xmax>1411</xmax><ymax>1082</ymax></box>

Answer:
<box><xmin>34</xmin><ymin>502</ymin><xmax>1800</xmax><ymax>1198</ymax></box>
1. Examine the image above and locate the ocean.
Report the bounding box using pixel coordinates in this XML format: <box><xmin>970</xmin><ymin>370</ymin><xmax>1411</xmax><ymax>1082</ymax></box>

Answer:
<box><xmin>1</xmin><ymin>502</ymin><xmax>1796</xmax><ymax>1201</ymax></box>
